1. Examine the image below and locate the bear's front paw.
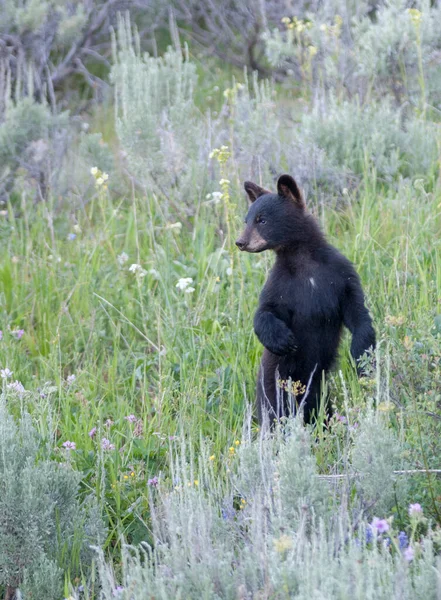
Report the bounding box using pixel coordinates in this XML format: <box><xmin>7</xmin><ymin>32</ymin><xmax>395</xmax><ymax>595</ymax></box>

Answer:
<box><xmin>266</xmin><ymin>332</ymin><xmax>297</xmax><ymax>356</ymax></box>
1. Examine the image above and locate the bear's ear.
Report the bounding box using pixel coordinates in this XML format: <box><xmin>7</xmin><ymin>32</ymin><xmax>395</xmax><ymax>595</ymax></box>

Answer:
<box><xmin>244</xmin><ymin>181</ymin><xmax>270</xmax><ymax>204</ymax></box>
<box><xmin>277</xmin><ymin>174</ymin><xmax>305</xmax><ymax>209</ymax></box>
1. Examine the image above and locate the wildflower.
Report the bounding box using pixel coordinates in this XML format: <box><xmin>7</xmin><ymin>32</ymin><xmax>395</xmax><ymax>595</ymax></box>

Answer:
<box><xmin>226</xmin><ymin>267</ymin><xmax>233</xmax><ymax>276</ymax></box>
<box><xmin>62</xmin><ymin>441</ymin><xmax>76</xmax><ymax>450</ymax></box>
<box><xmin>130</xmin><ymin>471</ymin><xmax>135</xmax><ymax>477</ymax></box>
<box><xmin>209</xmin><ymin>454</ymin><xmax>215</xmax><ymax>461</ymax></box>
<box><xmin>88</xmin><ymin>427</ymin><xmax>97</xmax><ymax>438</ymax></box>
<box><xmin>125</xmin><ymin>414</ymin><xmax>137</xmax><ymax>423</ymax></box>
<box><xmin>234</xmin><ymin>440</ymin><xmax>240</xmax><ymax>446</ymax></box>
<box><xmin>68</xmin><ymin>233</ymin><xmax>77</xmax><ymax>241</ymax></box>
<box><xmin>281</xmin><ymin>16</ymin><xmax>291</xmax><ymax>24</ymax></box>
<box><xmin>96</xmin><ymin>177</ymin><xmax>104</xmax><ymax>186</ymax></box>
<box><xmin>11</xmin><ymin>329</ymin><xmax>24</xmax><ymax>339</ymax></box>
<box><xmin>206</xmin><ymin>191</ymin><xmax>223</xmax><ymax>204</ymax></box>
<box><xmin>149</xmin><ymin>268</ymin><xmax>160</xmax><ymax>279</ymax></box>
<box><xmin>90</xmin><ymin>167</ymin><xmax>98</xmax><ymax>176</ymax></box>
<box><xmin>229</xmin><ymin>446</ymin><xmax>235</xmax><ymax>455</ymax></box>
<box><xmin>371</xmin><ymin>517</ymin><xmax>390</xmax><ymax>534</ymax></box>
<box><xmin>0</xmin><ymin>368</ymin><xmax>13</xmax><ymax>379</ymax></box>
<box><xmin>185</xmin><ymin>286</ymin><xmax>195</xmax><ymax>294</ymax></box>
<box><xmin>176</xmin><ymin>277</ymin><xmax>194</xmax><ymax>291</ymax></box>
<box><xmin>194</xmin><ymin>479</ymin><xmax>199</xmax><ymax>486</ymax></box>
<box><xmin>407</xmin><ymin>8</ymin><xmax>422</xmax><ymax>26</ymax></box>
<box><xmin>409</xmin><ymin>503</ymin><xmax>423</xmax><ymax>517</ymax></box>
<box><xmin>219</xmin><ymin>178</ymin><xmax>230</xmax><ymax>186</ymax></box>
<box><xmin>129</xmin><ymin>263</ymin><xmax>146</xmax><ymax>277</ymax></box>
<box><xmin>7</xmin><ymin>380</ymin><xmax>25</xmax><ymax>395</ymax></box>
<box><xmin>112</xmin><ymin>586</ymin><xmax>124</xmax><ymax>597</ymax></box>
<box><xmin>102</xmin><ymin>173</ymin><xmax>109</xmax><ymax>181</ymax></box>
<box><xmin>274</xmin><ymin>534</ymin><xmax>293</xmax><ymax>552</ymax></box>
<box><xmin>404</xmin><ymin>546</ymin><xmax>415</xmax><ymax>562</ymax></box>
<box><xmin>66</xmin><ymin>374</ymin><xmax>76</xmax><ymax>384</ymax></box>
<box><xmin>165</xmin><ymin>222</ymin><xmax>183</xmax><ymax>231</ymax></box>
<box><xmin>148</xmin><ymin>476</ymin><xmax>159</xmax><ymax>487</ymax></box>
<box><xmin>385</xmin><ymin>314</ymin><xmax>406</xmax><ymax>326</ymax></box>
<box><xmin>105</xmin><ymin>418</ymin><xmax>113</xmax><ymax>427</ymax></box>
<box><xmin>101</xmin><ymin>437</ymin><xmax>115</xmax><ymax>451</ymax></box>
<box><xmin>117</xmin><ymin>252</ymin><xmax>129</xmax><ymax>266</ymax></box>
<box><xmin>308</xmin><ymin>45</ymin><xmax>318</xmax><ymax>58</ymax></box>
<box><xmin>398</xmin><ymin>531</ymin><xmax>409</xmax><ymax>550</ymax></box>
<box><xmin>0</xmin><ymin>331</ymin><xmax>2</xmax><ymax>340</ymax></box>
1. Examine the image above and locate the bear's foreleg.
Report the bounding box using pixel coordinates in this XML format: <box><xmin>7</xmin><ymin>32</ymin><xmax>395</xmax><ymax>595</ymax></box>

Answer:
<box><xmin>254</xmin><ymin>307</ymin><xmax>297</xmax><ymax>356</ymax></box>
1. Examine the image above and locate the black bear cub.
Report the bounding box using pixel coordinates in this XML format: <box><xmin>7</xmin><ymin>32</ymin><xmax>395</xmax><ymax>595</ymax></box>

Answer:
<box><xmin>236</xmin><ymin>174</ymin><xmax>375</xmax><ymax>425</ymax></box>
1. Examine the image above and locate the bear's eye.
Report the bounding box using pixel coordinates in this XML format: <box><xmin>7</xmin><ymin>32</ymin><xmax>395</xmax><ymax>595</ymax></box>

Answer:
<box><xmin>256</xmin><ymin>216</ymin><xmax>266</xmax><ymax>224</ymax></box>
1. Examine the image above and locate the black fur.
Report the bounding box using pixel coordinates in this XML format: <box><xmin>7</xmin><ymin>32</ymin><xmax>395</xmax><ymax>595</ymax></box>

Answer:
<box><xmin>236</xmin><ymin>175</ymin><xmax>375</xmax><ymax>425</ymax></box>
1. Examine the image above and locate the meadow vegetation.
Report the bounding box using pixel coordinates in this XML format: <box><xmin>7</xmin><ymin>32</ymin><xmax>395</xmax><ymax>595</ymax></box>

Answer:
<box><xmin>1</xmin><ymin>1</ymin><xmax>441</xmax><ymax>598</ymax></box>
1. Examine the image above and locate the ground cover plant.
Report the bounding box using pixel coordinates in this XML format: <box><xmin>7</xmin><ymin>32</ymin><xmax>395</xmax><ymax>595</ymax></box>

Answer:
<box><xmin>1</xmin><ymin>1</ymin><xmax>441</xmax><ymax>598</ymax></box>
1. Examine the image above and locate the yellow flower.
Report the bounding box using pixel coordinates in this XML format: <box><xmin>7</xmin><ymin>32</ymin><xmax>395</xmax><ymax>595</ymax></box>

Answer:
<box><xmin>385</xmin><ymin>315</ymin><xmax>406</xmax><ymax>327</ymax></box>
<box><xmin>229</xmin><ymin>446</ymin><xmax>235</xmax><ymax>455</ymax></box>
<box><xmin>234</xmin><ymin>440</ymin><xmax>240</xmax><ymax>446</ymax></box>
<box><xmin>273</xmin><ymin>534</ymin><xmax>293</xmax><ymax>553</ymax></box>
<box><xmin>209</xmin><ymin>454</ymin><xmax>215</xmax><ymax>461</ymax></box>
<box><xmin>194</xmin><ymin>479</ymin><xmax>199</xmax><ymax>486</ymax></box>
<box><xmin>130</xmin><ymin>471</ymin><xmax>135</xmax><ymax>477</ymax></box>
<box><xmin>281</xmin><ymin>16</ymin><xmax>291</xmax><ymax>24</ymax></box>
<box><xmin>308</xmin><ymin>46</ymin><xmax>318</xmax><ymax>58</ymax></box>
<box><xmin>123</xmin><ymin>474</ymin><xmax>129</xmax><ymax>480</ymax></box>
<box><xmin>407</xmin><ymin>8</ymin><xmax>422</xmax><ymax>26</ymax></box>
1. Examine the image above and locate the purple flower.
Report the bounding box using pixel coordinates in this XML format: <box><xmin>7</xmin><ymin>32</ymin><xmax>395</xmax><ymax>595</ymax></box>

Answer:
<box><xmin>7</xmin><ymin>380</ymin><xmax>25</xmax><ymax>395</ymax></box>
<box><xmin>124</xmin><ymin>414</ymin><xmax>137</xmax><ymax>423</ymax></box>
<box><xmin>0</xmin><ymin>331</ymin><xmax>3</xmax><ymax>340</ymax></box>
<box><xmin>365</xmin><ymin>527</ymin><xmax>374</xmax><ymax>544</ymax></box>
<box><xmin>68</xmin><ymin>233</ymin><xmax>77</xmax><ymax>241</ymax></box>
<box><xmin>88</xmin><ymin>427</ymin><xmax>97</xmax><ymax>438</ymax></box>
<box><xmin>105</xmin><ymin>418</ymin><xmax>114</xmax><ymax>428</ymax></box>
<box><xmin>338</xmin><ymin>415</ymin><xmax>348</xmax><ymax>424</ymax></box>
<box><xmin>101</xmin><ymin>437</ymin><xmax>115</xmax><ymax>450</ymax></box>
<box><xmin>398</xmin><ymin>531</ymin><xmax>409</xmax><ymax>550</ymax></box>
<box><xmin>112</xmin><ymin>586</ymin><xmax>124</xmax><ymax>596</ymax></box>
<box><xmin>371</xmin><ymin>517</ymin><xmax>390</xmax><ymax>534</ymax></box>
<box><xmin>66</xmin><ymin>374</ymin><xmax>76</xmax><ymax>385</ymax></box>
<box><xmin>404</xmin><ymin>546</ymin><xmax>415</xmax><ymax>562</ymax></box>
<box><xmin>409</xmin><ymin>503</ymin><xmax>423</xmax><ymax>517</ymax></box>
<box><xmin>62</xmin><ymin>440</ymin><xmax>76</xmax><ymax>450</ymax></box>
<box><xmin>12</xmin><ymin>329</ymin><xmax>24</xmax><ymax>340</ymax></box>
<box><xmin>148</xmin><ymin>476</ymin><xmax>159</xmax><ymax>487</ymax></box>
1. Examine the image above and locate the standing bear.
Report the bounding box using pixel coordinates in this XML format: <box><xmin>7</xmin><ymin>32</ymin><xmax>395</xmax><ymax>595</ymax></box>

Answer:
<box><xmin>236</xmin><ymin>175</ymin><xmax>375</xmax><ymax>425</ymax></box>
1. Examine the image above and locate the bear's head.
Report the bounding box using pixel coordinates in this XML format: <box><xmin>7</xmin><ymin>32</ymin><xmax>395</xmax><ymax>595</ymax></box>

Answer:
<box><xmin>236</xmin><ymin>175</ymin><xmax>307</xmax><ymax>253</ymax></box>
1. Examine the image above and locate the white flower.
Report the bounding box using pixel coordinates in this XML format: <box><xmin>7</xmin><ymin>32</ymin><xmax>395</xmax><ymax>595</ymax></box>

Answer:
<box><xmin>102</xmin><ymin>172</ymin><xmax>109</xmax><ymax>181</ymax></box>
<box><xmin>176</xmin><ymin>277</ymin><xmax>194</xmax><ymax>291</ymax></box>
<box><xmin>148</xmin><ymin>268</ymin><xmax>160</xmax><ymax>279</ymax></box>
<box><xmin>226</xmin><ymin>267</ymin><xmax>233</xmax><ymax>276</ymax></box>
<box><xmin>166</xmin><ymin>222</ymin><xmax>182</xmax><ymax>231</ymax></box>
<box><xmin>0</xmin><ymin>368</ymin><xmax>13</xmax><ymax>379</ymax></box>
<box><xmin>219</xmin><ymin>178</ymin><xmax>230</xmax><ymax>185</ymax></box>
<box><xmin>66</xmin><ymin>374</ymin><xmax>76</xmax><ymax>384</ymax></box>
<box><xmin>90</xmin><ymin>167</ymin><xmax>98</xmax><ymax>176</ymax></box>
<box><xmin>96</xmin><ymin>177</ymin><xmax>104</xmax><ymax>186</ymax></box>
<box><xmin>117</xmin><ymin>252</ymin><xmax>129</xmax><ymax>266</ymax></box>
<box><xmin>129</xmin><ymin>264</ymin><xmax>146</xmax><ymax>277</ymax></box>
<box><xmin>185</xmin><ymin>286</ymin><xmax>195</xmax><ymax>294</ymax></box>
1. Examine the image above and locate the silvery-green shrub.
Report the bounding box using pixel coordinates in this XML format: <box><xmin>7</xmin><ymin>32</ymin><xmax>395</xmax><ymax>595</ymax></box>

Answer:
<box><xmin>87</xmin><ymin>412</ymin><xmax>437</xmax><ymax>600</ymax></box>
<box><xmin>0</xmin><ymin>398</ymin><xmax>106</xmax><ymax>599</ymax></box>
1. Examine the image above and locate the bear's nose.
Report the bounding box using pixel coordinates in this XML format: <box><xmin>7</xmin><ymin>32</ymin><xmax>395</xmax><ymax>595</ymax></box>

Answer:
<box><xmin>235</xmin><ymin>240</ymin><xmax>246</xmax><ymax>250</ymax></box>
